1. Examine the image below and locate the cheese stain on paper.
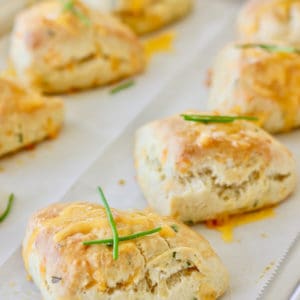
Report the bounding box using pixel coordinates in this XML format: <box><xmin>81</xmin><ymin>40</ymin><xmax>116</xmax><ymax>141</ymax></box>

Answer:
<box><xmin>206</xmin><ymin>207</ymin><xmax>275</xmax><ymax>242</ymax></box>
<box><xmin>143</xmin><ymin>32</ymin><xmax>176</xmax><ymax>60</ymax></box>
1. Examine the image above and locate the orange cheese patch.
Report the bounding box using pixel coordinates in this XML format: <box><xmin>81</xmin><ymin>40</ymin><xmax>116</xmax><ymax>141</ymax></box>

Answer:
<box><xmin>143</xmin><ymin>32</ymin><xmax>176</xmax><ymax>60</ymax></box>
<box><xmin>206</xmin><ymin>207</ymin><xmax>275</xmax><ymax>242</ymax></box>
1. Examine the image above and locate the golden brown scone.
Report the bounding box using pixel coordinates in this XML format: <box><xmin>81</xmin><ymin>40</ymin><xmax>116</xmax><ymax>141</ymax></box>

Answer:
<box><xmin>82</xmin><ymin>0</ymin><xmax>194</xmax><ymax>35</ymax></box>
<box><xmin>10</xmin><ymin>0</ymin><xmax>145</xmax><ymax>94</ymax></box>
<box><xmin>238</xmin><ymin>0</ymin><xmax>300</xmax><ymax>45</ymax></box>
<box><xmin>134</xmin><ymin>111</ymin><xmax>296</xmax><ymax>223</ymax></box>
<box><xmin>0</xmin><ymin>76</ymin><xmax>63</xmax><ymax>157</ymax></box>
<box><xmin>208</xmin><ymin>42</ymin><xmax>300</xmax><ymax>133</ymax></box>
<box><xmin>23</xmin><ymin>201</ymin><xmax>229</xmax><ymax>300</ymax></box>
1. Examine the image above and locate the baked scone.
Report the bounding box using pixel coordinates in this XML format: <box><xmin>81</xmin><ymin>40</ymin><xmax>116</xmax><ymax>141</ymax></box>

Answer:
<box><xmin>10</xmin><ymin>0</ymin><xmax>145</xmax><ymax>94</ymax></box>
<box><xmin>83</xmin><ymin>0</ymin><xmax>194</xmax><ymax>35</ymax></box>
<box><xmin>208</xmin><ymin>42</ymin><xmax>300</xmax><ymax>133</ymax></box>
<box><xmin>238</xmin><ymin>0</ymin><xmax>300</xmax><ymax>46</ymax></box>
<box><xmin>23</xmin><ymin>201</ymin><xmax>229</xmax><ymax>299</ymax></box>
<box><xmin>134</xmin><ymin>112</ymin><xmax>296</xmax><ymax>223</ymax></box>
<box><xmin>0</xmin><ymin>76</ymin><xmax>63</xmax><ymax>157</ymax></box>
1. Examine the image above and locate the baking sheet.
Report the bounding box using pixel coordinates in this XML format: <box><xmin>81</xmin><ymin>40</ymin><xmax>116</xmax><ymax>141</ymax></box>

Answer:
<box><xmin>0</xmin><ymin>0</ymin><xmax>299</xmax><ymax>299</ymax></box>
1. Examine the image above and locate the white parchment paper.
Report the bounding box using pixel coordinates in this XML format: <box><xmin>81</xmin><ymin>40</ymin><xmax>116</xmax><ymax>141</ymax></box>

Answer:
<box><xmin>0</xmin><ymin>1</ymin><xmax>299</xmax><ymax>299</ymax></box>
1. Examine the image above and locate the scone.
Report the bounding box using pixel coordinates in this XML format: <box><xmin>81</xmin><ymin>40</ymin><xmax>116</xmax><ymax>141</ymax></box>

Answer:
<box><xmin>0</xmin><ymin>76</ymin><xmax>63</xmax><ymax>157</ymax></box>
<box><xmin>10</xmin><ymin>0</ymin><xmax>145</xmax><ymax>94</ymax></box>
<box><xmin>238</xmin><ymin>0</ymin><xmax>300</xmax><ymax>46</ymax></box>
<box><xmin>23</xmin><ymin>201</ymin><xmax>229</xmax><ymax>300</ymax></box>
<box><xmin>208</xmin><ymin>42</ymin><xmax>300</xmax><ymax>133</ymax></box>
<box><xmin>83</xmin><ymin>0</ymin><xmax>194</xmax><ymax>35</ymax></box>
<box><xmin>134</xmin><ymin>112</ymin><xmax>296</xmax><ymax>223</ymax></box>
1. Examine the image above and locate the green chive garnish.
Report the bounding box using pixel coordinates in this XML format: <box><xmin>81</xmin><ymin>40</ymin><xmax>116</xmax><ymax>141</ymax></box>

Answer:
<box><xmin>61</xmin><ymin>0</ymin><xmax>91</xmax><ymax>25</ymax></box>
<box><xmin>97</xmin><ymin>187</ymin><xmax>119</xmax><ymax>260</ymax></box>
<box><xmin>0</xmin><ymin>194</ymin><xmax>14</xmax><ymax>222</ymax></box>
<box><xmin>181</xmin><ymin>114</ymin><xmax>258</xmax><ymax>124</ymax></box>
<box><xmin>236</xmin><ymin>43</ymin><xmax>300</xmax><ymax>54</ymax></box>
<box><xmin>83</xmin><ymin>227</ymin><xmax>161</xmax><ymax>246</ymax></box>
<box><xmin>171</xmin><ymin>224</ymin><xmax>179</xmax><ymax>233</ymax></box>
<box><xmin>84</xmin><ymin>188</ymin><xmax>163</xmax><ymax>260</ymax></box>
<box><xmin>110</xmin><ymin>80</ymin><xmax>135</xmax><ymax>94</ymax></box>
<box><xmin>18</xmin><ymin>133</ymin><xmax>23</xmax><ymax>144</ymax></box>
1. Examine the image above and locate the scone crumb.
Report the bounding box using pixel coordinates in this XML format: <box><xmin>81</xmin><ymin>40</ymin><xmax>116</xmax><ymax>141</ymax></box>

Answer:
<box><xmin>259</xmin><ymin>261</ymin><xmax>275</xmax><ymax>279</ymax></box>
<box><xmin>118</xmin><ymin>179</ymin><xmax>126</xmax><ymax>185</ymax></box>
<box><xmin>205</xmin><ymin>69</ymin><xmax>212</xmax><ymax>87</ymax></box>
<box><xmin>260</xmin><ymin>233</ymin><xmax>268</xmax><ymax>238</ymax></box>
<box><xmin>26</xmin><ymin>274</ymin><xmax>32</xmax><ymax>281</ymax></box>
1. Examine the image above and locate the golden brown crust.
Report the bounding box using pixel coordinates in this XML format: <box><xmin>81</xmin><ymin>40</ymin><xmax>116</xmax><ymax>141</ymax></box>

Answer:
<box><xmin>149</xmin><ymin>114</ymin><xmax>272</xmax><ymax>171</ymax></box>
<box><xmin>23</xmin><ymin>202</ymin><xmax>229</xmax><ymax>300</ymax></box>
<box><xmin>134</xmin><ymin>111</ymin><xmax>296</xmax><ymax>222</ymax></box>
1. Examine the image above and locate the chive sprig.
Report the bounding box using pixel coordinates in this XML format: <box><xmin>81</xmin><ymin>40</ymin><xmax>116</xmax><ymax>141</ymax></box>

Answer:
<box><xmin>83</xmin><ymin>227</ymin><xmax>161</xmax><ymax>246</ymax></box>
<box><xmin>181</xmin><ymin>114</ymin><xmax>258</xmax><ymax>124</ymax></box>
<box><xmin>61</xmin><ymin>0</ymin><xmax>91</xmax><ymax>25</ymax></box>
<box><xmin>0</xmin><ymin>194</ymin><xmax>14</xmax><ymax>222</ymax></box>
<box><xmin>236</xmin><ymin>43</ymin><xmax>300</xmax><ymax>54</ymax></box>
<box><xmin>98</xmin><ymin>187</ymin><xmax>119</xmax><ymax>260</ymax></box>
<box><xmin>110</xmin><ymin>80</ymin><xmax>135</xmax><ymax>94</ymax></box>
<box><xmin>85</xmin><ymin>187</ymin><xmax>162</xmax><ymax>260</ymax></box>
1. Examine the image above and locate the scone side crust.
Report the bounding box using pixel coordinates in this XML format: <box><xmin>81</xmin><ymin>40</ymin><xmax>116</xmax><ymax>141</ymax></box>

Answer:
<box><xmin>0</xmin><ymin>76</ymin><xmax>64</xmax><ymax>156</ymax></box>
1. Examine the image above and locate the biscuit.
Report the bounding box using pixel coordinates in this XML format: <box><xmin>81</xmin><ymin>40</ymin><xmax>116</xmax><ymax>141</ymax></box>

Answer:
<box><xmin>0</xmin><ymin>76</ymin><xmax>63</xmax><ymax>157</ymax></box>
<box><xmin>134</xmin><ymin>112</ymin><xmax>296</xmax><ymax>222</ymax></box>
<box><xmin>10</xmin><ymin>0</ymin><xmax>145</xmax><ymax>94</ymax></box>
<box><xmin>238</xmin><ymin>0</ymin><xmax>300</xmax><ymax>46</ymax></box>
<box><xmin>208</xmin><ymin>42</ymin><xmax>300</xmax><ymax>133</ymax></box>
<box><xmin>23</xmin><ymin>201</ymin><xmax>229</xmax><ymax>299</ymax></box>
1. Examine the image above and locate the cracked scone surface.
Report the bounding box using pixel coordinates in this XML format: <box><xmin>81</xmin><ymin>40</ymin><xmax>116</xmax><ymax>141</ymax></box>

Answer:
<box><xmin>0</xmin><ymin>76</ymin><xmax>63</xmax><ymax>157</ymax></box>
<box><xmin>208</xmin><ymin>43</ymin><xmax>300</xmax><ymax>133</ymax></box>
<box><xmin>238</xmin><ymin>0</ymin><xmax>300</xmax><ymax>45</ymax></box>
<box><xmin>23</xmin><ymin>202</ymin><xmax>228</xmax><ymax>300</ymax></box>
<box><xmin>134</xmin><ymin>112</ymin><xmax>296</xmax><ymax>222</ymax></box>
<box><xmin>10</xmin><ymin>0</ymin><xmax>145</xmax><ymax>94</ymax></box>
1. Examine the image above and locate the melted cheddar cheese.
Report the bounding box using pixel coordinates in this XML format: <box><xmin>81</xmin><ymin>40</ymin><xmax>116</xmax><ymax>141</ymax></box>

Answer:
<box><xmin>206</xmin><ymin>207</ymin><xmax>275</xmax><ymax>242</ymax></box>
<box><xmin>143</xmin><ymin>32</ymin><xmax>175</xmax><ymax>60</ymax></box>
